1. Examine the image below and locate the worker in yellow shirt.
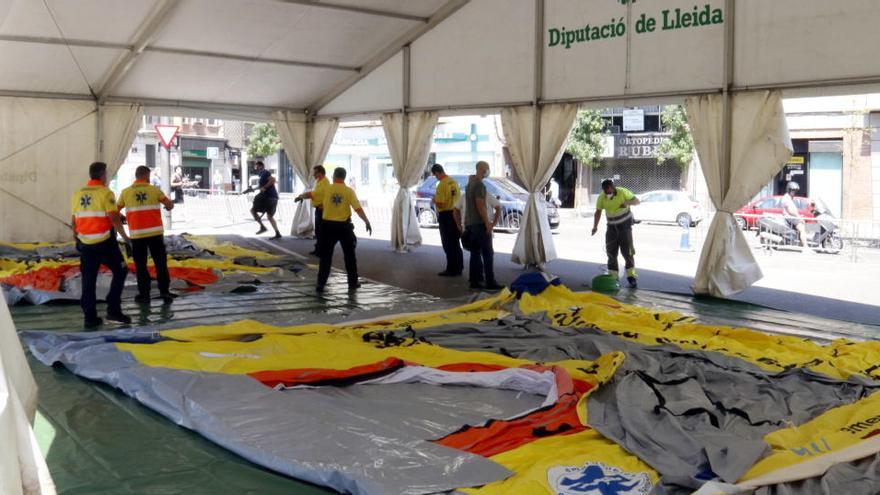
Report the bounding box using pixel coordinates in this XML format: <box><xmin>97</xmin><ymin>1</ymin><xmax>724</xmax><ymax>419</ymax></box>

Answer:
<box><xmin>296</xmin><ymin>165</ymin><xmax>330</xmax><ymax>256</ymax></box>
<box><xmin>70</xmin><ymin>162</ymin><xmax>131</xmax><ymax>328</ymax></box>
<box><xmin>432</xmin><ymin>164</ymin><xmax>464</xmax><ymax>277</ymax></box>
<box><xmin>315</xmin><ymin>167</ymin><xmax>372</xmax><ymax>293</ymax></box>
<box><xmin>118</xmin><ymin>166</ymin><xmax>176</xmax><ymax>305</ymax></box>
<box><xmin>591</xmin><ymin>178</ymin><xmax>641</xmax><ymax>288</ymax></box>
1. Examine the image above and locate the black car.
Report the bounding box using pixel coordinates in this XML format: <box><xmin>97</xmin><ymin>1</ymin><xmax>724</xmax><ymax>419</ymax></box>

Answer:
<box><xmin>414</xmin><ymin>175</ymin><xmax>561</xmax><ymax>231</ymax></box>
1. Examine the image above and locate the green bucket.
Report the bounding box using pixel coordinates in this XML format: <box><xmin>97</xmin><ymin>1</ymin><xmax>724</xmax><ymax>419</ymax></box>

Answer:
<box><xmin>591</xmin><ymin>274</ymin><xmax>620</xmax><ymax>293</ymax></box>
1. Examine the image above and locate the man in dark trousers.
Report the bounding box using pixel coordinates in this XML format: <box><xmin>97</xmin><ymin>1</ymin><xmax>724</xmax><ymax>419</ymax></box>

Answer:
<box><xmin>296</xmin><ymin>165</ymin><xmax>330</xmax><ymax>256</ymax></box>
<box><xmin>315</xmin><ymin>167</ymin><xmax>372</xmax><ymax>293</ymax></box>
<box><xmin>463</xmin><ymin>161</ymin><xmax>503</xmax><ymax>291</ymax></box>
<box><xmin>431</xmin><ymin>164</ymin><xmax>463</xmax><ymax>276</ymax></box>
<box><xmin>118</xmin><ymin>166</ymin><xmax>176</xmax><ymax>304</ymax></box>
<box><xmin>70</xmin><ymin>161</ymin><xmax>131</xmax><ymax>328</ymax></box>
<box><xmin>591</xmin><ymin>178</ymin><xmax>641</xmax><ymax>288</ymax></box>
<box><xmin>251</xmin><ymin>160</ymin><xmax>282</xmax><ymax>239</ymax></box>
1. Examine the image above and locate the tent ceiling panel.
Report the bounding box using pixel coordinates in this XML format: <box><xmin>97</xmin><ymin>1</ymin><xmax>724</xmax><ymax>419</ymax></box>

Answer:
<box><xmin>319</xmin><ymin>51</ymin><xmax>403</xmax><ymax>115</ymax></box>
<box><xmin>112</xmin><ymin>51</ymin><xmax>344</xmax><ymax>108</ymax></box>
<box><xmin>152</xmin><ymin>0</ymin><xmax>419</xmax><ymax>68</ymax></box>
<box><xmin>735</xmin><ymin>0</ymin><xmax>880</xmax><ymax>88</ymax></box>
<box><xmin>410</xmin><ymin>0</ymin><xmax>533</xmax><ymax>109</ymax></box>
<box><xmin>0</xmin><ymin>0</ymin><xmax>158</xmax><ymax>45</ymax></box>
<box><xmin>318</xmin><ymin>0</ymin><xmax>449</xmax><ymax>18</ymax></box>
<box><xmin>542</xmin><ymin>0</ymin><xmax>627</xmax><ymax>101</ymax></box>
<box><xmin>626</xmin><ymin>0</ymin><xmax>724</xmax><ymax>95</ymax></box>
<box><xmin>0</xmin><ymin>42</ymin><xmax>122</xmax><ymax>95</ymax></box>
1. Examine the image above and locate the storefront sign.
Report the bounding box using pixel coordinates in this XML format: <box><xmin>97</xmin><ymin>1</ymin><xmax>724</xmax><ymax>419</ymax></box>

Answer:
<box><xmin>622</xmin><ymin>109</ymin><xmax>645</xmax><ymax>132</ymax></box>
<box><xmin>614</xmin><ymin>133</ymin><xmax>669</xmax><ymax>159</ymax></box>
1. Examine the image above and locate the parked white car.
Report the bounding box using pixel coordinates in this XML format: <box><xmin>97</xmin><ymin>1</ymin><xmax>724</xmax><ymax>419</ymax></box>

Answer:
<box><xmin>631</xmin><ymin>190</ymin><xmax>703</xmax><ymax>227</ymax></box>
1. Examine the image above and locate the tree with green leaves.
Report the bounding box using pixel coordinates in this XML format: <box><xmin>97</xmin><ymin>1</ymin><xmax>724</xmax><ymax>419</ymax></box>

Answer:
<box><xmin>655</xmin><ymin>105</ymin><xmax>695</xmax><ymax>170</ymax></box>
<box><xmin>566</xmin><ymin>109</ymin><xmax>609</xmax><ymax>168</ymax></box>
<box><xmin>246</xmin><ymin>123</ymin><xmax>281</xmax><ymax>158</ymax></box>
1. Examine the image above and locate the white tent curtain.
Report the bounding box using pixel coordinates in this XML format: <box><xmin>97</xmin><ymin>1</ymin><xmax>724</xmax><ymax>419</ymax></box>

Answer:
<box><xmin>382</xmin><ymin>111</ymin><xmax>438</xmax><ymax>252</ymax></box>
<box><xmin>101</xmin><ymin>103</ymin><xmax>144</xmax><ymax>178</ymax></box>
<box><xmin>273</xmin><ymin>112</ymin><xmax>338</xmax><ymax>237</ymax></box>
<box><xmin>500</xmin><ymin>104</ymin><xmax>578</xmax><ymax>266</ymax></box>
<box><xmin>0</xmin><ymin>288</ymin><xmax>56</xmax><ymax>495</ymax></box>
<box><xmin>686</xmin><ymin>90</ymin><xmax>793</xmax><ymax>297</ymax></box>
<box><xmin>0</xmin><ymin>97</ymin><xmax>98</xmax><ymax>242</ymax></box>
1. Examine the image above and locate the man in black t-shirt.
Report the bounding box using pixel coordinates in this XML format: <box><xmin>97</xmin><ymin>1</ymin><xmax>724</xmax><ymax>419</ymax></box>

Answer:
<box><xmin>251</xmin><ymin>161</ymin><xmax>281</xmax><ymax>239</ymax></box>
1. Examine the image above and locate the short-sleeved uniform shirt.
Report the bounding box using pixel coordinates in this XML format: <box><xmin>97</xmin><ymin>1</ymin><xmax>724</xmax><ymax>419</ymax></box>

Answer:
<box><xmin>455</xmin><ymin>187</ymin><xmax>500</xmax><ymax>227</ymax></box>
<box><xmin>118</xmin><ymin>180</ymin><xmax>167</xmax><ymax>239</ymax></box>
<box><xmin>312</xmin><ymin>177</ymin><xmax>330</xmax><ymax>209</ymax></box>
<box><xmin>465</xmin><ymin>180</ymin><xmax>488</xmax><ymax>227</ymax></box>
<box><xmin>321</xmin><ymin>182</ymin><xmax>362</xmax><ymax>222</ymax></box>
<box><xmin>258</xmin><ymin>169</ymin><xmax>278</xmax><ymax>199</ymax></box>
<box><xmin>71</xmin><ymin>180</ymin><xmax>118</xmax><ymax>244</ymax></box>
<box><xmin>434</xmin><ymin>176</ymin><xmax>461</xmax><ymax>213</ymax></box>
<box><xmin>596</xmin><ymin>187</ymin><xmax>636</xmax><ymax>225</ymax></box>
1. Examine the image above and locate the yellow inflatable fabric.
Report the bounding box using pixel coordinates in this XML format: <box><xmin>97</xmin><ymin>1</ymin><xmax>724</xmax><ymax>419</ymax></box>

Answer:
<box><xmin>463</xmin><ymin>430</ymin><xmax>659</xmax><ymax>495</ymax></box>
<box><xmin>184</xmin><ymin>234</ymin><xmax>278</xmax><ymax>260</ymax></box>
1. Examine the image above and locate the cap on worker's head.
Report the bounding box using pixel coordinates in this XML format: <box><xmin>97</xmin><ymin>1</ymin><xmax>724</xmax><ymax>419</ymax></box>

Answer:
<box><xmin>431</xmin><ymin>164</ymin><xmax>445</xmax><ymax>175</ymax></box>
<box><xmin>786</xmin><ymin>181</ymin><xmax>800</xmax><ymax>193</ymax></box>
<box><xmin>601</xmin><ymin>178</ymin><xmax>615</xmax><ymax>190</ymax></box>
<box><xmin>313</xmin><ymin>165</ymin><xmax>326</xmax><ymax>176</ymax></box>
<box><xmin>89</xmin><ymin>161</ymin><xmax>107</xmax><ymax>180</ymax></box>
<box><xmin>333</xmin><ymin>167</ymin><xmax>347</xmax><ymax>180</ymax></box>
<box><xmin>135</xmin><ymin>165</ymin><xmax>151</xmax><ymax>179</ymax></box>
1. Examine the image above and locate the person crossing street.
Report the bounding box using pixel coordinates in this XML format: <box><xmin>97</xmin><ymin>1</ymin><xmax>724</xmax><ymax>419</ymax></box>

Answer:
<box><xmin>591</xmin><ymin>178</ymin><xmax>641</xmax><ymax>288</ymax></box>
<box><xmin>118</xmin><ymin>166</ymin><xmax>176</xmax><ymax>305</ymax></box>
<box><xmin>70</xmin><ymin>162</ymin><xmax>131</xmax><ymax>328</ymax></box>
<box><xmin>315</xmin><ymin>167</ymin><xmax>372</xmax><ymax>293</ymax></box>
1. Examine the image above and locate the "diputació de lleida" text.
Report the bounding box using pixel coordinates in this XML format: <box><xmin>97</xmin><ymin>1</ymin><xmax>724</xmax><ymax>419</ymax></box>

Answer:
<box><xmin>548</xmin><ymin>4</ymin><xmax>724</xmax><ymax>49</ymax></box>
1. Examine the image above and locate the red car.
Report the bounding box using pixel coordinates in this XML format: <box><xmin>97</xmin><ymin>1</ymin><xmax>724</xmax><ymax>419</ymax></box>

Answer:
<box><xmin>735</xmin><ymin>195</ymin><xmax>814</xmax><ymax>230</ymax></box>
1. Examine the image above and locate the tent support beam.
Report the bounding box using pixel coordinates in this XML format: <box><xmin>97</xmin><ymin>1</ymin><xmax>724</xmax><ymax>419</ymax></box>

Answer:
<box><xmin>307</xmin><ymin>0</ymin><xmax>470</xmax><ymax>115</ymax></box>
<box><xmin>0</xmin><ymin>35</ymin><xmax>359</xmax><ymax>72</ymax></box>
<box><xmin>95</xmin><ymin>0</ymin><xmax>181</xmax><ymax>103</ymax></box>
<box><xmin>274</xmin><ymin>0</ymin><xmax>429</xmax><ymax>23</ymax></box>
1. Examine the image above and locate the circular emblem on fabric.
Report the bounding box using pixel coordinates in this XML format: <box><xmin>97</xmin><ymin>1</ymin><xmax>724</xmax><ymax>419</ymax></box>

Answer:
<box><xmin>547</xmin><ymin>462</ymin><xmax>652</xmax><ymax>495</ymax></box>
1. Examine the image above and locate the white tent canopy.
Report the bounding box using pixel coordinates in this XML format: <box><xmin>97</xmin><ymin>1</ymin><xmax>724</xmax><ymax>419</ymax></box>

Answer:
<box><xmin>3</xmin><ymin>0</ymin><xmax>880</xmax><ymax>293</ymax></box>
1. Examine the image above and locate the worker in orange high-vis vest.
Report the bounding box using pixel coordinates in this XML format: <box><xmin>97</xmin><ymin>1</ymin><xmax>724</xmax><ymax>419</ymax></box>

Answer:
<box><xmin>70</xmin><ymin>161</ymin><xmax>131</xmax><ymax>328</ymax></box>
<box><xmin>118</xmin><ymin>166</ymin><xmax>176</xmax><ymax>305</ymax></box>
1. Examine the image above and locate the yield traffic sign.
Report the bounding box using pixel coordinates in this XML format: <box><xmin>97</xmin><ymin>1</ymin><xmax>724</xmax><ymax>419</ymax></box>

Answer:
<box><xmin>155</xmin><ymin>125</ymin><xmax>179</xmax><ymax>149</ymax></box>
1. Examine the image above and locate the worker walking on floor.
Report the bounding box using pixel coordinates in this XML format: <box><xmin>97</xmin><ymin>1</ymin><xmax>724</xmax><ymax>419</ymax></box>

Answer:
<box><xmin>591</xmin><ymin>178</ymin><xmax>641</xmax><ymax>288</ymax></box>
<box><xmin>295</xmin><ymin>165</ymin><xmax>330</xmax><ymax>256</ymax></box>
<box><xmin>70</xmin><ymin>161</ymin><xmax>132</xmax><ymax>328</ymax></box>
<box><xmin>250</xmin><ymin>160</ymin><xmax>282</xmax><ymax>239</ymax></box>
<box><xmin>431</xmin><ymin>164</ymin><xmax>463</xmax><ymax>276</ymax></box>
<box><xmin>315</xmin><ymin>167</ymin><xmax>372</xmax><ymax>293</ymax></box>
<box><xmin>118</xmin><ymin>166</ymin><xmax>176</xmax><ymax>305</ymax></box>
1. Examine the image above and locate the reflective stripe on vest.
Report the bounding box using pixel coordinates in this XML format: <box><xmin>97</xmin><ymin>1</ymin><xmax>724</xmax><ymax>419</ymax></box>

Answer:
<box><xmin>606</xmin><ymin>209</ymin><xmax>633</xmax><ymax>225</ymax></box>
<box><xmin>74</xmin><ymin>211</ymin><xmax>111</xmax><ymax>243</ymax></box>
<box><xmin>126</xmin><ymin>204</ymin><xmax>163</xmax><ymax>239</ymax></box>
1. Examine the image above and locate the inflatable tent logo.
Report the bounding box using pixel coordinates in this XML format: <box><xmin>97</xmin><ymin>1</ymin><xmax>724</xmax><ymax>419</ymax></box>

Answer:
<box><xmin>548</xmin><ymin>462</ymin><xmax>652</xmax><ymax>494</ymax></box>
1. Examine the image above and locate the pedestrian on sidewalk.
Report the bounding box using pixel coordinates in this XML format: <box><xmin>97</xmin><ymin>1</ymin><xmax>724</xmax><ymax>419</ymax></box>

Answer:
<box><xmin>315</xmin><ymin>167</ymin><xmax>372</xmax><ymax>293</ymax></box>
<box><xmin>70</xmin><ymin>161</ymin><xmax>132</xmax><ymax>328</ymax></box>
<box><xmin>431</xmin><ymin>164</ymin><xmax>463</xmax><ymax>276</ymax></box>
<box><xmin>250</xmin><ymin>161</ymin><xmax>282</xmax><ymax>239</ymax></box>
<box><xmin>591</xmin><ymin>178</ymin><xmax>641</xmax><ymax>288</ymax></box>
<box><xmin>295</xmin><ymin>165</ymin><xmax>330</xmax><ymax>256</ymax></box>
<box><xmin>460</xmin><ymin>161</ymin><xmax>503</xmax><ymax>291</ymax></box>
<box><xmin>118</xmin><ymin>166</ymin><xmax>177</xmax><ymax>305</ymax></box>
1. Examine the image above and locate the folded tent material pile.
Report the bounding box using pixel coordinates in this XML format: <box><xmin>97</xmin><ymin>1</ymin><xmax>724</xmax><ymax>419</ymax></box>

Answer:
<box><xmin>21</xmin><ymin>278</ymin><xmax>880</xmax><ymax>495</ymax></box>
<box><xmin>1</xmin><ymin>235</ymin><xmax>298</xmax><ymax>305</ymax></box>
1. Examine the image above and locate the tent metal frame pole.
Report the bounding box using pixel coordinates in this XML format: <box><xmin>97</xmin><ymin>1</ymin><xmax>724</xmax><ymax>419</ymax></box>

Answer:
<box><xmin>107</xmin><ymin>96</ymin><xmax>303</xmax><ymax>116</ymax></box>
<box><xmin>0</xmin><ymin>90</ymin><xmax>95</xmax><ymax>101</ymax></box>
<box><xmin>720</xmin><ymin>0</ymin><xmax>735</xmax><ymax>195</ymax></box>
<box><xmin>306</xmin><ymin>0</ymin><xmax>470</xmax><ymax>114</ymax></box>
<box><xmin>95</xmin><ymin>102</ymin><xmax>104</xmax><ymax>162</ymax></box>
<box><xmin>95</xmin><ymin>0</ymin><xmax>181</xmax><ymax>102</ymax></box>
<box><xmin>274</xmin><ymin>0</ymin><xmax>429</xmax><ymax>23</ymax></box>
<box><xmin>0</xmin><ymin>34</ymin><xmax>126</xmax><ymax>50</ymax></box>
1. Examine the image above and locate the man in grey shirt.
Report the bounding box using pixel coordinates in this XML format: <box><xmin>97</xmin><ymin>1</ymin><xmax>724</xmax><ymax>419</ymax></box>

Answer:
<box><xmin>463</xmin><ymin>161</ymin><xmax>503</xmax><ymax>291</ymax></box>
